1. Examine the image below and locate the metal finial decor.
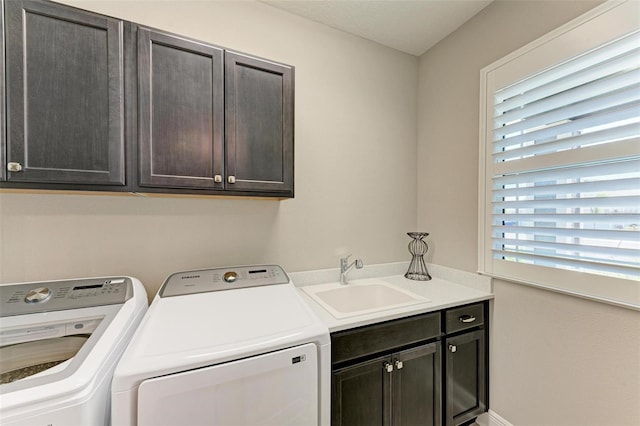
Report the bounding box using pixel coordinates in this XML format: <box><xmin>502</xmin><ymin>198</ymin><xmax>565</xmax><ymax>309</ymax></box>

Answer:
<box><xmin>405</xmin><ymin>232</ymin><xmax>432</xmax><ymax>281</ymax></box>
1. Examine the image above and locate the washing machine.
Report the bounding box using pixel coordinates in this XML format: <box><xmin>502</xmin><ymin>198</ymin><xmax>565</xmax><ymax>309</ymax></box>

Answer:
<box><xmin>0</xmin><ymin>276</ymin><xmax>148</xmax><ymax>426</ymax></box>
<box><xmin>111</xmin><ymin>265</ymin><xmax>331</xmax><ymax>426</ymax></box>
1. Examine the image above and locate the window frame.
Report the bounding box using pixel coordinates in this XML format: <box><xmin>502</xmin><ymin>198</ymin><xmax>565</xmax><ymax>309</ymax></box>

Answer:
<box><xmin>478</xmin><ymin>0</ymin><xmax>640</xmax><ymax>310</ymax></box>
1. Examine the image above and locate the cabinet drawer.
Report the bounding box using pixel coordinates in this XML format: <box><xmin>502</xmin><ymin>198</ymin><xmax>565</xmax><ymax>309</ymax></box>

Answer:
<box><xmin>331</xmin><ymin>312</ymin><xmax>440</xmax><ymax>365</ymax></box>
<box><xmin>445</xmin><ymin>303</ymin><xmax>484</xmax><ymax>334</ymax></box>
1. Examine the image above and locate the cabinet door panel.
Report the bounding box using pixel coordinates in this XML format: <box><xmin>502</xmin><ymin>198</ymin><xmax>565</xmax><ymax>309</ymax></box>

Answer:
<box><xmin>332</xmin><ymin>355</ymin><xmax>390</xmax><ymax>426</ymax></box>
<box><xmin>138</xmin><ymin>28</ymin><xmax>223</xmax><ymax>189</ymax></box>
<box><xmin>446</xmin><ymin>330</ymin><xmax>486</xmax><ymax>426</ymax></box>
<box><xmin>5</xmin><ymin>0</ymin><xmax>124</xmax><ymax>185</ymax></box>
<box><xmin>1</xmin><ymin>0</ymin><xmax>5</xmax><ymax>182</ymax></box>
<box><xmin>225</xmin><ymin>52</ymin><xmax>293</xmax><ymax>194</ymax></box>
<box><xmin>392</xmin><ymin>343</ymin><xmax>441</xmax><ymax>426</ymax></box>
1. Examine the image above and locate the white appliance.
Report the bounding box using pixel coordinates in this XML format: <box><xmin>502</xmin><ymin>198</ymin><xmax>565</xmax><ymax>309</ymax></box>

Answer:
<box><xmin>111</xmin><ymin>265</ymin><xmax>331</xmax><ymax>426</ymax></box>
<box><xmin>0</xmin><ymin>276</ymin><xmax>148</xmax><ymax>426</ymax></box>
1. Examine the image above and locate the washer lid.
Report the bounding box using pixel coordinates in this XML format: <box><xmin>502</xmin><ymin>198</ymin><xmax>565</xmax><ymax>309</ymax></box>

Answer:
<box><xmin>113</xmin><ymin>272</ymin><xmax>329</xmax><ymax>392</ymax></box>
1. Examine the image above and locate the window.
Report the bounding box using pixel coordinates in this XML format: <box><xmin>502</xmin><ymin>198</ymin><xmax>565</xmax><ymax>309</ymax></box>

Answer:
<box><xmin>479</xmin><ymin>1</ymin><xmax>640</xmax><ymax>309</ymax></box>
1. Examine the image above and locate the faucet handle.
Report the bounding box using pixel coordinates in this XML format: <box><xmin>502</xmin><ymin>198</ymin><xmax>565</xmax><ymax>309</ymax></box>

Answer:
<box><xmin>355</xmin><ymin>259</ymin><xmax>364</xmax><ymax>269</ymax></box>
<box><xmin>340</xmin><ymin>254</ymin><xmax>352</xmax><ymax>267</ymax></box>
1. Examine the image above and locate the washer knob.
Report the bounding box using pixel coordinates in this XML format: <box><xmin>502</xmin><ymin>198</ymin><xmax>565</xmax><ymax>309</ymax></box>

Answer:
<box><xmin>25</xmin><ymin>287</ymin><xmax>52</xmax><ymax>304</ymax></box>
<box><xmin>223</xmin><ymin>271</ymin><xmax>238</xmax><ymax>283</ymax></box>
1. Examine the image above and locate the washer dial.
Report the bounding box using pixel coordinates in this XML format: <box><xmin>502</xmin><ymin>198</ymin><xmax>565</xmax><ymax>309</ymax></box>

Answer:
<box><xmin>24</xmin><ymin>287</ymin><xmax>52</xmax><ymax>304</ymax></box>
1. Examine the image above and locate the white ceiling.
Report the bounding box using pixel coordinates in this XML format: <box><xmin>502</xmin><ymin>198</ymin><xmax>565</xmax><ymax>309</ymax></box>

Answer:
<box><xmin>261</xmin><ymin>0</ymin><xmax>493</xmax><ymax>56</ymax></box>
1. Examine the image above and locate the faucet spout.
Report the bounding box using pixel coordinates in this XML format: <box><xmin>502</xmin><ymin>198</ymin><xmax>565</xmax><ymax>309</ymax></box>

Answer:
<box><xmin>340</xmin><ymin>255</ymin><xmax>364</xmax><ymax>285</ymax></box>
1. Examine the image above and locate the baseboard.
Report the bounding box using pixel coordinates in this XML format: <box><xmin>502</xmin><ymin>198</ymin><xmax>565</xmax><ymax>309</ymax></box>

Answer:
<box><xmin>475</xmin><ymin>410</ymin><xmax>514</xmax><ymax>426</ymax></box>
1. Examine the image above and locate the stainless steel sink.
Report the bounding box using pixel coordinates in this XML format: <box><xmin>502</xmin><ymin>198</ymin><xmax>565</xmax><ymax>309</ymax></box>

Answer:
<box><xmin>301</xmin><ymin>279</ymin><xmax>429</xmax><ymax>319</ymax></box>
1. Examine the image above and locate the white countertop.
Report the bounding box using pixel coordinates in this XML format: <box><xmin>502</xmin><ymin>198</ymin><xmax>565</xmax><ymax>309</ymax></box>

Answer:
<box><xmin>291</xmin><ymin>262</ymin><xmax>494</xmax><ymax>332</ymax></box>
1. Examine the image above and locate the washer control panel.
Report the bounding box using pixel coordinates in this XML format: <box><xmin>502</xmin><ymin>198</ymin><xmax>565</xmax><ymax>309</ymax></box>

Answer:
<box><xmin>160</xmin><ymin>265</ymin><xmax>290</xmax><ymax>297</ymax></box>
<box><xmin>0</xmin><ymin>277</ymin><xmax>132</xmax><ymax>317</ymax></box>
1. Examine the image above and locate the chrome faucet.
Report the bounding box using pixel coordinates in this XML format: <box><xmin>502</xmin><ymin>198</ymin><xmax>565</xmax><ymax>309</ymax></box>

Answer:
<box><xmin>340</xmin><ymin>255</ymin><xmax>364</xmax><ymax>285</ymax></box>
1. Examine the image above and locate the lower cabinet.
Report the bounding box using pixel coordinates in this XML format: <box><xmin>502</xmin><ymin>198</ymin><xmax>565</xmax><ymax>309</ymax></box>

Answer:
<box><xmin>332</xmin><ymin>343</ymin><xmax>441</xmax><ymax>426</ymax></box>
<box><xmin>330</xmin><ymin>302</ymin><xmax>488</xmax><ymax>426</ymax></box>
<box><xmin>444</xmin><ymin>302</ymin><xmax>488</xmax><ymax>426</ymax></box>
<box><xmin>445</xmin><ymin>330</ymin><xmax>486</xmax><ymax>426</ymax></box>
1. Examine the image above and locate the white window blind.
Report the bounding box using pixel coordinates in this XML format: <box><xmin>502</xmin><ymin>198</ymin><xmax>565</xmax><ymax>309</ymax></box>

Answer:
<box><xmin>480</xmin><ymin>1</ymin><xmax>640</xmax><ymax>309</ymax></box>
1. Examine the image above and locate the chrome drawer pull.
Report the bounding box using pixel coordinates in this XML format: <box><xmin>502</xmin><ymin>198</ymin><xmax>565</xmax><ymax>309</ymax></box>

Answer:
<box><xmin>383</xmin><ymin>362</ymin><xmax>394</xmax><ymax>373</ymax></box>
<box><xmin>459</xmin><ymin>314</ymin><xmax>476</xmax><ymax>323</ymax></box>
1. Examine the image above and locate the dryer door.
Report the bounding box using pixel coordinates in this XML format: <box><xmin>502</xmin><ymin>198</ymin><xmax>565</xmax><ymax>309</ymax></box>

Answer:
<box><xmin>137</xmin><ymin>343</ymin><xmax>319</xmax><ymax>426</ymax></box>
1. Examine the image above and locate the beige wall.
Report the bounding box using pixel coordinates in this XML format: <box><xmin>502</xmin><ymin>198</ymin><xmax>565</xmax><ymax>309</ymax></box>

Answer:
<box><xmin>3</xmin><ymin>0</ymin><xmax>639</xmax><ymax>423</ymax></box>
<box><xmin>418</xmin><ymin>1</ymin><xmax>640</xmax><ymax>424</ymax></box>
<box><xmin>0</xmin><ymin>0</ymin><xmax>418</xmax><ymax>297</ymax></box>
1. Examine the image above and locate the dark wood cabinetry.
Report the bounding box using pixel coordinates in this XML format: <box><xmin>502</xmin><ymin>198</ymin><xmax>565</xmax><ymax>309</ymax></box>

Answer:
<box><xmin>444</xmin><ymin>303</ymin><xmax>488</xmax><ymax>426</ymax></box>
<box><xmin>1</xmin><ymin>0</ymin><xmax>294</xmax><ymax>197</ymax></box>
<box><xmin>332</xmin><ymin>343</ymin><xmax>441</xmax><ymax>426</ymax></box>
<box><xmin>3</xmin><ymin>0</ymin><xmax>126</xmax><ymax>186</ymax></box>
<box><xmin>332</xmin><ymin>354</ymin><xmax>388</xmax><ymax>426</ymax></box>
<box><xmin>392</xmin><ymin>343</ymin><xmax>442</xmax><ymax>426</ymax></box>
<box><xmin>1</xmin><ymin>1</ymin><xmax>5</xmax><ymax>182</ymax></box>
<box><xmin>330</xmin><ymin>302</ymin><xmax>488</xmax><ymax>426</ymax></box>
<box><xmin>225</xmin><ymin>52</ymin><xmax>294</xmax><ymax>194</ymax></box>
<box><xmin>135</xmin><ymin>39</ymin><xmax>293</xmax><ymax>196</ymax></box>
<box><xmin>137</xmin><ymin>27</ymin><xmax>224</xmax><ymax>190</ymax></box>
<box><xmin>445</xmin><ymin>330</ymin><xmax>486</xmax><ymax>425</ymax></box>
<box><xmin>331</xmin><ymin>313</ymin><xmax>442</xmax><ymax>426</ymax></box>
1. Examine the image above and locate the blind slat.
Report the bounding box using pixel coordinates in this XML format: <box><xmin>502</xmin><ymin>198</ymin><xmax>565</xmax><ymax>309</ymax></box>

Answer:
<box><xmin>496</xmin><ymin>31</ymin><xmax>640</xmax><ymax>102</ymax></box>
<box><xmin>494</xmin><ymin>84</ymin><xmax>640</xmax><ymax>140</ymax></box>
<box><xmin>493</xmin><ymin>157</ymin><xmax>640</xmax><ymax>186</ymax></box>
<box><xmin>493</xmin><ymin>195</ymin><xmax>640</xmax><ymax>210</ymax></box>
<box><xmin>493</xmin><ymin>124</ymin><xmax>640</xmax><ymax>162</ymax></box>
<box><xmin>493</xmin><ymin>213</ymin><xmax>640</xmax><ymax>226</ymax></box>
<box><xmin>493</xmin><ymin>102</ymin><xmax>639</xmax><ymax>150</ymax></box>
<box><xmin>496</xmin><ymin>66</ymin><xmax>640</xmax><ymax>127</ymax></box>
<box><xmin>492</xmin><ymin>225</ymin><xmax>639</xmax><ymax>242</ymax></box>
<box><xmin>492</xmin><ymin>249</ymin><xmax>639</xmax><ymax>278</ymax></box>
<box><xmin>493</xmin><ymin>177</ymin><xmax>640</xmax><ymax>198</ymax></box>
<box><xmin>493</xmin><ymin>238</ymin><xmax>640</xmax><ymax>259</ymax></box>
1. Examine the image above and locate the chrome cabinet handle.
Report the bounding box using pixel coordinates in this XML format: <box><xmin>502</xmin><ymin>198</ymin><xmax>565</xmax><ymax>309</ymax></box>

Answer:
<box><xmin>7</xmin><ymin>162</ymin><xmax>23</xmax><ymax>172</ymax></box>
<box><xmin>228</xmin><ymin>176</ymin><xmax>236</xmax><ymax>184</ymax></box>
<box><xmin>449</xmin><ymin>344</ymin><xmax>457</xmax><ymax>353</ymax></box>
<box><xmin>383</xmin><ymin>362</ymin><xmax>394</xmax><ymax>373</ymax></box>
<box><xmin>459</xmin><ymin>314</ymin><xmax>476</xmax><ymax>323</ymax></box>
<box><xmin>394</xmin><ymin>360</ymin><xmax>403</xmax><ymax>370</ymax></box>
<box><xmin>214</xmin><ymin>175</ymin><xmax>222</xmax><ymax>183</ymax></box>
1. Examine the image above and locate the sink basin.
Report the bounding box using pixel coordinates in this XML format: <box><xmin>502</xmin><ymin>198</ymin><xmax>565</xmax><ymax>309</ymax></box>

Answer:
<box><xmin>301</xmin><ymin>279</ymin><xmax>429</xmax><ymax>319</ymax></box>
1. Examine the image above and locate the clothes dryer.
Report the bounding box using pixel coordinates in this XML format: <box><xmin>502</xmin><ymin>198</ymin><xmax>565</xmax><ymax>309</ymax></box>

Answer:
<box><xmin>112</xmin><ymin>265</ymin><xmax>330</xmax><ymax>426</ymax></box>
<box><xmin>0</xmin><ymin>276</ymin><xmax>147</xmax><ymax>425</ymax></box>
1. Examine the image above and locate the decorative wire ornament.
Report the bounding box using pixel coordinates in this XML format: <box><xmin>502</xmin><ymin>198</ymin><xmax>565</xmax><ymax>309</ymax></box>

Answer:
<box><xmin>405</xmin><ymin>232</ymin><xmax>432</xmax><ymax>281</ymax></box>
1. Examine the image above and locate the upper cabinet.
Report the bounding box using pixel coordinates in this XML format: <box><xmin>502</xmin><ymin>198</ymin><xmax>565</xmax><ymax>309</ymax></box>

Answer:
<box><xmin>137</xmin><ymin>27</ymin><xmax>224</xmax><ymax>190</ymax></box>
<box><xmin>4</xmin><ymin>0</ymin><xmax>126</xmax><ymax>186</ymax></box>
<box><xmin>0</xmin><ymin>0</ymin><xmax>295</xmax><ymax>198</ymax></box>
<box><xmin>1</xmin><ymin>1</ymin><xmax>5</xmax><ymax>182</ymax></box>
<box><xmin>135</xmin><ymin>34</ymin><xmax>294</xmax><ymax>196</ymax></box>
<box><xmin>225</xmin><ymin>52</ymin><xmax>294</xmax><ymax>195</ymax></box>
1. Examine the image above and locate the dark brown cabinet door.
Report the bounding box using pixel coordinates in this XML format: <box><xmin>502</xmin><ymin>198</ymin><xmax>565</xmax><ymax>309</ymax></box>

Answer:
<box><xmin>225</xmin><ymin>51</ymin><xmax>294</xmax><ymax>195</ymax></box>
<box><xmin>137</xmin><ymin>28</ymin><xmax>224</xmax><ymax>189</ymax></box>
<box><xmin>5</xmin><ymin>0</ymin><xmax>125</xmax><ymax>185</ymax></box>
<box><xmin>1</xmin><ymin>1</ymin><xmax>6</xmax><ymax>182</ymax></box>
<box><xmin>392</xmin><ymin>343</ymin><xmax>442</xmax><ymax>426</ymax></box>
<box><xmin>445</xmin><ymin>330</ymin><xmax>486</xmax><ymax>426</ymax></box>
<box><xmin>332</xmin><ymin>343</ymin><xmax>442</xmax><ymax>426</ymax></box>
<box><xmin>332</xmin><ymin>355</ymin><xmax>390</xmax><ymax>426</ymax></box>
